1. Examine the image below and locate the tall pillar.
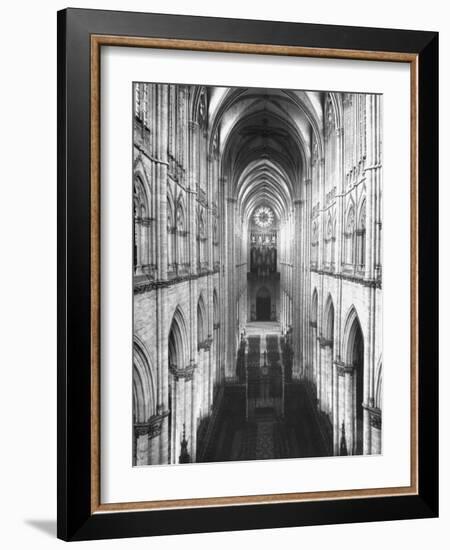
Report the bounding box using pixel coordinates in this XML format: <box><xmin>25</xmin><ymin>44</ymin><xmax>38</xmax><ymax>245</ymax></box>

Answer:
<box><xmin>147</xmin><ymin>414</ymin><xmax>166</xmax><ymax>465</ymax></box>
<box><xmin>304</xmin><ymin>179</ymin><xmax>313</xmax><ymax>379</ymax></box>
<box><xmin>369</xmin><ymin>409</ymin><xmax>382</xmax><ymax>454</ymax></box>
<box><xmin>318</xmin><ymin>339</ymin><xmax>333</xmax><ymax>416</ymax></box>
<box><xmin>332</xmin><ymin>361</ymin><xmax>340</xmax><ymax>454</ymax></box>
<box><xmin>134</xmin><ymin>424</ymin><xmax>149</xmax><ymax>465</ymax></box>
<box><xmin>187</xmin><ymin>375</ymin><xmax>196</xmax><ymax>462</ymax></box>
<box><xmin>154</xmin><ymin>84</ymin><xmax>170</xmax><ymax>463</ymax></box>
<box><xmin>225</xmin><ymin>197</ymin><xmax>237</xmax><ymax>377</ymax></box>
<box><xmin>317</xmin><ymin>158</ymin><xmax>325</xmax><ymax>271</ymax></box>
<box><xmin>344</xmin><ymin>367</ymin><xmax>354</xmax><ymax>454</ymax></box>
<box><xmin>326</xmin><ymin>344</ymin><xmax>333</xmax><ymax>417</ymax></box>
<box><xmin>206</xmin><ymin>341</ymin><xmax>213</xmax><ymax>411</ymax></box>
<box><xmin>336</xmin><ymin>361</ymin><xmax>356</xmax><ymax>454</ymax></box>
<box><xmin>316</xmin><ymin>336</ymin><xmax>322</xmax><ymax>409</ymax></box>
<box><xmin>337</xmin><ymin>366</ymin><xmax>345</xmax><ymax>454</ymax></box>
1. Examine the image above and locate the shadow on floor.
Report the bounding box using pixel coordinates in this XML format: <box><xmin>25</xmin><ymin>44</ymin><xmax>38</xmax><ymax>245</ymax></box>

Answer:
<box><xmin>25</xmin><ymin>519</ymin><xmax>56</xmax><ymax>538</ymax></box>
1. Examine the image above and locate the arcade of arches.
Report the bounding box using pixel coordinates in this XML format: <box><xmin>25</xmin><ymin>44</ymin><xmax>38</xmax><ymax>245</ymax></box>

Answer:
<box><xmin>133</xmin><ymin>84</ymin><xmax>382</xmax><ymax>466</ymax></box>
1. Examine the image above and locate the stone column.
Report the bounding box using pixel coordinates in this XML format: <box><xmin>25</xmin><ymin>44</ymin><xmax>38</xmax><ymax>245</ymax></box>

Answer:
<box><xmin>336</xmin><ymin>361</ymin><xmax>356</xmax><ymax>454</ymax></box>
<box><xmin>194</xmin><ymin>347</ymin><xmax>202</xmax><ymax>417</ymax></box>
<box><xmin>316</xmin><ymin>336</ymin><xmax>322</xmax><ymax>410</ymax></box>
<box><xmin>175</xmin><ymin>376</ymin><xmax>183</xmax><ymax>463</ymax></box>
<box><xmin>332</xmin><ymin>361</ymin><xmax>340</xmax><ymax>454</ymax></box>
<box><xmin>344</xmin><ymin>367</ymin><xmax>354</xmax><ymax>454</ymax></box>
<box><xmin>320</xmin><ymin>342</ymin><xmax>327</xmax><ymax>412</ymax></box>
<box><xmin>134</xmin><ymin>424</ymin><xmax>150</xmax><ymax>465</ymax></box>
<box><xmin>369</xmin><ymin>408</ymin><xmax>382</xmax><ymax>454</ymax></box>
<box><xmin>326</xmin><ymin>344</ymin><xmax>333</xmax><ymax>417</ymax></box>
<box><xmin>191</xmin><ymin>361</ymin><xmax>200</xmax><ymax>462</ymax></box>
<box><xmin>154</xmin><ymin>84</ymin><xmax>169</xmax><ymax>463</ymax></box>
<box><xmin>188</xmin><ymin>120</ymin><xmax>199</xmax><ymax>275</ymax></box>
<box><xmin>206</xmin><ymin>339</ymin><xmax>213</xmax><ymax>412</ymax></box>
<box><xmin>304</xmin><ymin>179</ymin><xmax>312</xmax><ymax>379</ymax></box>
<box><xmin>364</xmin><ymin>289</ymin><xmax>375</xmax><ymax>456</ymax></box>
<box><xmin>187</xmin><ymin>373</ymin><xmax>196</xmax><ymax>462</ymax></box>
<box><xmin>169</xmin><ymin>362</ymin><xmax>197</xmax><ymax>463</ymax></box>
<box><xmin>364</xmin><ymin>94</ymin><xmax>382</xmax><ymax>280</ymax></box>
<box><xmin>317</xmin><ymin>158</ymin><xmax>325</xmax><ymax>271</ymax></box>
<box><xmin>337</xmin><ymin>366</ymin><xmax>345</xmax><ymax>454</ymax></box>
<box><xmin>225</xmin><ymin>197</ymin><xmax>237</xmax><ymax>376</ymax></box>
<box><xmin>147</xmin><ymin>413</ymin><xmax>166</xmax><ymax>465</ymax></box>
<box><xmin>217</xmin><ymin>175</ymin><xmax>226</xmax><ymax>384</ymax></box>
<box><xmin>318</xmin><ymin>339</ymin><xmax>333</xmax><ymax>416</ymax></box>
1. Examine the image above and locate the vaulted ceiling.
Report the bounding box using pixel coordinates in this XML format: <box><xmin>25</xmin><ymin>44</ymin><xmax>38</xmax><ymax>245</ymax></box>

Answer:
<box><xmin>208</xmin><ymin>87</ymin><xmax>324</xmax><ymax>224</ymax></box>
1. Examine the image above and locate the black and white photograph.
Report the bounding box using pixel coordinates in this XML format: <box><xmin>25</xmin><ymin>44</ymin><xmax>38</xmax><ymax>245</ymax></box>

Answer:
<box><xmin>0</xmin><ymin>0</ymin><xmax>442</xmax><ymax>545</ymax></box>
<box><xmin>132</xmin><ymin>84</ymin><xmax>382</xmax><ymax>466</ymax></box>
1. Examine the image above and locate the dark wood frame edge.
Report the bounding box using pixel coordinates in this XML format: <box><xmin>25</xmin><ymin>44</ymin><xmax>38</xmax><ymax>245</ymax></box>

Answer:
<box><xmin>57</xmin><ymin>8</ymin><xmax>439</xmax><ymax>541</ymax></box>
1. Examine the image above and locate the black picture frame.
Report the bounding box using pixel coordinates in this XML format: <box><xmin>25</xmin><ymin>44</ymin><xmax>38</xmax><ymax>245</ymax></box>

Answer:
<box><xmin>57</xmin><ymin>7</ymin><xmax>438</xmax><ymax>541</ymax></box>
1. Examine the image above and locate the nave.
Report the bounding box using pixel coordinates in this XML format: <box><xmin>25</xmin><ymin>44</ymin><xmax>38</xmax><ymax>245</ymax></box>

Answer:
<box><xmin>132</xmin><ymin>83</ymin><xmax>383</xmax><ymax>466</ymax></box>
<box><xmin>199</xmin><ymin>322</ymin><xmax>331</xmax><ymax>463</ymax></box>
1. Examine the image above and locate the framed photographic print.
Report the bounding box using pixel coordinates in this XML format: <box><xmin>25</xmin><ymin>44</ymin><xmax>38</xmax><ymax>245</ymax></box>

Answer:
<box><xmin>57</xmin><ymin>8</ymin><xmax>438</xmax><ymax>541</ymax></box>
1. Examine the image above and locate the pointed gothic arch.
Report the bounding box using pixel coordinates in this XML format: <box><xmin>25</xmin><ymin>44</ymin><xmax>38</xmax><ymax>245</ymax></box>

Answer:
<box><xmin>344</xmin><ymin>199</ymin><xmax>356</xmax><ymax>267</ymax></box>
<box><xmin>166</xmin><ymin>190</ymin><xmax>176</xmax><ymax>272</ymax></box>
<box><xmin>356</xmin><ymin>196</ymin><xmax>367</xmax><ymax>269</ymax></box>
<box><xmin>343</xmin><ymin>306</ymin><xmax>365</xmax><ymax>454</ymax></box>
<box><xmin>319</xmin><ymin>294</ymin><xmax>335</xmax><ymax>417</ymax></box>
<box><xmin>167</xmin><ymin>306</ymin><xmax>189</xmax><ymax>464</ymax></box>
<box><xmin>323</xmin><ymin>295</ymin><xmax>335</xmax><ymax>343</ymax></box>
<box><xmin>132</xmin><ymin>339</ymin><xmax>156</xmax><ymax>424</ymax></box>
<box><xmin>175</xmin><ymin>195</ymin><xmax>188</xmax><ymax>271</ymax></box>
<box><xmin>132</xmin><ymin>339</ymin><xmax>156</xmax><ymax>465</ymax></box>
<box><xmin>133</xmin><ymin>173</ymin><xmax>151</xmax><ymax>273</ymax></box>
<box><xmin>197</xmin><ymin>293</ymin><xmax>208</xmax><ymax>347</ymax></box>
<box><xmin>168</xmin><ymin>306</ymin><xmax>189</xmax><ymax>370</ymax></box>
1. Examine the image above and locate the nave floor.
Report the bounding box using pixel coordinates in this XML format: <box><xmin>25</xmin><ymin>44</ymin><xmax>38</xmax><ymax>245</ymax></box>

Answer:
<box><xmin>203</xmin><ymin>381</ymin><xmax>332</xmax><ymax>463</ymax></box>
<box><xmin>199</xmin><ymin>324</ymin><xmax>332</xmax><ymax>463</ymax></box>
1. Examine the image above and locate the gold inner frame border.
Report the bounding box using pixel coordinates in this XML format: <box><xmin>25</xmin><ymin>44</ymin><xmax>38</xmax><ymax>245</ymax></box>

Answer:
<box><xmin>90</xmin><ymin>34</ymin><xmax>419</xmax><ymax>514</ymax></box>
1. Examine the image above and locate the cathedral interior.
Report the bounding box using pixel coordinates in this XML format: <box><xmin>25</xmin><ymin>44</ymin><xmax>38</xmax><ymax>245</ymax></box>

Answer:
<box><xmin>132</xmin><ymin>83</ymin><xmax>382</xmax><ymax>466</ymax></box>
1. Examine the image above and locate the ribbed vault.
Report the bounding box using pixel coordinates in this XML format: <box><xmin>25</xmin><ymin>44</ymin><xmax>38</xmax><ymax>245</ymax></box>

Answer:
<box><xmin>209</xmin><ymin>88</ymin><xmax>321</xmax><ymax>226</ymax></box>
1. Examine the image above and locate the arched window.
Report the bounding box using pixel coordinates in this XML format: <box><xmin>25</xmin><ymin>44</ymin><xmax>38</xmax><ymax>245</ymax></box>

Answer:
<box><xmin>133</xmin><ymin>342</ymin><xmax>155</xmax><ymax>424</ymax></box>
<box><xmin>197</xmin><ymin>209</ymin><xmax>206</xmax><ymax>271</ymax></box>
<box><xmin>168</xmin><ymin>307</ymin><xmax>189</xmax><ymax>464</ymax></box>
<box><xmin>134</xmin><ymin>83</ymin><xmax>149</xmax><ymax>126</ymax></box>
<box><xmin>197</xmin><ymin>90</ymin><xmax>207</xmax><ymax>197</ymax></box>
<box><xmin>356</xmin><ymin>199</ymin><xmax>366</xmax><ymax>270</ymax></box>
<box><xmin>319</xmin><ymin>296</ymin><xmax>334</xmax><ymax>418</ymax></box>
<box><xmin>343</xmin><ymin>308</ymin><xmax>365</xmax><ymax>455</ymax></box>
<box><xmin>197</xmin><ymin>295</ymin><xmax>207</xmax><ymax>348</ymax></box>
<box><xmin>324</xmin><ymin>297</ymin><xmax>335</xmax><ymax>343</ymax></box>
<box><xmin>176</xmin><ymin>199</ymin><xmax>187</xmax><ymax>274</ymax></box>
<box><xmin>324</xmin><ymin>212</ymin><xmax>335</xmax><ymax>269</ymax></box>
<box><xmin>212</xmin><ymin>217</ymin><xmax>219</xmax><ymax>269</ymax></box>
<box><xmin>132</xmin><ymin>341</ymin><xmax>155</xmax><ymax>465</ymax></box>
<box><xmin>134</xmin><ymin>83</ymin><xmax>141</xmax><ymax>119</ymax></box>
<box><xmin>167</xmin><ymin>194</ymin><xmax>175</xmax><ymax>274</ymax></box>
<box><xmin>325</xmin><ymin>96</ymin><xmax>338</xmax><ymax>192</ymax></box>
<box><xmin>168</xmin><ymin>85</ymin><xmax>177</xmax><ymax>160</ymax></box>
<box><xmin>133</xmin><ymin>175</ymin><xmax>151</xmax><ymax>275</ymax></box>
<box><xmin>142</xmin><ymin>84</ymin><xmax>148</xmax><ymax>127</ymax></box>
<box><xmin>344</xmin><ymin>203</ymin><xmax>355</xmax><ymax>268</ymax></box>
